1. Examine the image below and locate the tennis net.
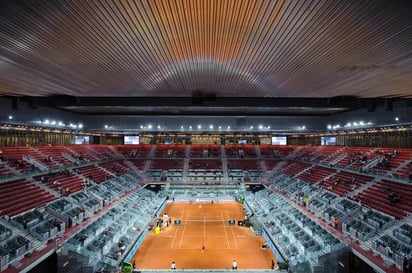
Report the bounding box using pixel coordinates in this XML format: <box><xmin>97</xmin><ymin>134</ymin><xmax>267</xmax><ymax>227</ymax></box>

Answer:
<box><xmin>174</xmin><ymin>219</ymin><xmax>237</xmax><ymax>226</ymax></box>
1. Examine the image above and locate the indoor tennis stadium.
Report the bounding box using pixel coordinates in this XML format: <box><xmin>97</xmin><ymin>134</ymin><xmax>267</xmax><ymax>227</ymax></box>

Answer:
<box><xmin>0</xmin><ymin>1</ymin><xmax>412</xmax><ymax>273</ymax></box>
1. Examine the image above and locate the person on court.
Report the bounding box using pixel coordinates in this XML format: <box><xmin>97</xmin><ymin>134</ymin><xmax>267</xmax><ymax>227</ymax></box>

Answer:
<box><xmin>171</xmin><ymin>261</ymin><xmax>176</xmax><ymax>270</ymax></box>
<box><xmin>201</xmin><ymin>242</ymin><xmax>205</xmax><ymax>253</ymax></box>
<box><xmin>232</xmin><ymin>259</ymin><xmax>237</xmax><ymax>270</ymax></box>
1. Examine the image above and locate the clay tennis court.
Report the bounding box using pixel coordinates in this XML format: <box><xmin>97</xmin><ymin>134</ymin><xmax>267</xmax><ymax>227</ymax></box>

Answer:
<box><xmin>129</xmin><ymin>201</ymin><xmax>277</xmax><ymax>270</ymax></box>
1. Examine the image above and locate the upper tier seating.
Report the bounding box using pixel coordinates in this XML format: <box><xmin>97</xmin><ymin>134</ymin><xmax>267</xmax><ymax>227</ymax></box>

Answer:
<box><xmin>149</xmin><ymin>159</ymin><xmax>184</xmax><ymax>170</ymax></box>
<box><xmin>355</xmin><ymin>179</ymin><xmax>412</xmax><ymax>219</ymax></box>
<box><xmin>258</xmin><ymin>144</ymin><xmax>295</xmax><ymax>159</ymax></box>
<box><xmin>35</xmin><ymin>171</ymin><xmax>85</xmax><ymax>194</ymax></box>
<box><xmin>188</xmin><ymin>159</ymin><xmax>222</xmax><ymax>170</ymax></box>
<box><xmin>264</xmin><ymin>159</ymin><xmax>284</xmax><ymax>170</ymax></box>
<box><xmin>0</xmin><ymin>146</ymin><xmax>40</xmax><ymax>175</ymax></box>
<box><xmin>321</xmin><ymin>171</ymin><xmax>374</xmax><ymax>197</ymax></box>
<box><xmin>98</xmin><ymin>160</ymin><xmax>131</xmax><ymax>176</ymax></box>
<box><xmin>154</xmin><ymin>144</ymin><xmax>186</xmax><ymax>158</ymax></box>
<box><xmin>78</xmin><ymin>165</ymin><xmax>113</xmax><ymax>184</ymax></box>
<box><xmin>0</xmin><ymin>178</ymin><xmax>56</xmax><ymax>217</ymax></box>
<box><xmin>34</xmin><ymin>145</ymin><xmax>73</xmax><ymax>167</ymax></box>
<box><xmin>280</xmin><ymin>161</ymin><xmax>312</xmax><ymax>177</ymax></box>
<box><xmin>189</xmin><ymin>144</ymin><xmax>221</xmax><ymax>158</ymax></box>
<box><xmin>227</xmin><ymin>159</ymin><xmax>261</xmax><ymax>170</ymax></box>
<box><xmin>296</xmin><ymin>165</ymin><xmax>336</xmax><ymax>184</ymax></box>
<box><xmin>224</xmin><ymin>144</ymin><xmax>256</xmax><ymax>158</ymax></box>
<box><xmin>126</xmin><ymin>159</ymin><xmax>146</xmax><ymax>170</ymax></box>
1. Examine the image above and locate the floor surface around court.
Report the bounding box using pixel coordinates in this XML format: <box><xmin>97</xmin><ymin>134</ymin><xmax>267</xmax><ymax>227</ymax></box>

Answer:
<box><xmin>129</xmin><ymin>201</ymin><xmax>278</xmax><ymax>270</ymax></box>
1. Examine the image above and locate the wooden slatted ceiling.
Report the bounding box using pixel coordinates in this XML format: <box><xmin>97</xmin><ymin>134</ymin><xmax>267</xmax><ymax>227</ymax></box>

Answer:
<box><xmin>0</xmin><ymin>0</ymin><xmax>411</xmax><ymax>97</ymax></box>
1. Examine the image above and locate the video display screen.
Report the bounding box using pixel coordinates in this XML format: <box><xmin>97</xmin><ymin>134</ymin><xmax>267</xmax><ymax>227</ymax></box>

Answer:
<box><xmin>74</xmin><ymin>136</ymin><xmax>89</xmax><ymax>144</ymax></box>
<box><xmin>321</xmin><ymin>136</ymin><xmax>336</xmax><ymax>145</ymax></box>
<box><xmin>271</xmin><ymin>136</ymin><xmax>287</xmax><ymax>145</ymax></box>
<box><xmin>124</xmin><ymin>136</ymin><xmax>140</xmax><ymax>144</ymax></box>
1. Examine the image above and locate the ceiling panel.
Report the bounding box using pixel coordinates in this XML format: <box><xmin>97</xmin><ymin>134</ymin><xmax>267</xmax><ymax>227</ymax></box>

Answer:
<box><xmin>0</xmin><ymin>0</ymin><xmax>411</xmax><ymax>105</ymax></box>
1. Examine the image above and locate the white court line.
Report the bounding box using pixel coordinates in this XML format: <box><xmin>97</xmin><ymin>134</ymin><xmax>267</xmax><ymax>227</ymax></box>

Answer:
<box><xmin>172</xmin><ymin>247</ymin><xmax>234</xmax><ymax>250</ymax></box>
<box><xmin>203</xmin><ymin>216</ymin><xmax>206</xmax><ymax>238</ymax></box>
<box><xmin>221</xmin><ymin>210</ymin><xmax>231</xmax><ymax>248</ymax></box>
<box><xmin>226</xmin><ymin>210</ymin><xmax>239</xmax><ymax>249</ymax></box>
<box><xmin>177</xmin><ymin>210</ymin><xmax>189</xmax><ymax>249</ymax></box>
<box><xmin>178</xmin><ymin>235</ymin><xmax>227</xmax><ymax>238</ymax></box>
<box><xmin>170</xmin><ymin>210</ymin><xmax>185</xmax><ymax>249</ymax></box>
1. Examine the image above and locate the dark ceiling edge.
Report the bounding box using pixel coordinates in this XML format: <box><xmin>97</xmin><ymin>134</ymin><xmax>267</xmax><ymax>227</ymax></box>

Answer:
<box><xmin>2</xmin><ymin>95</ymin><xmax>405</xmax><ymax>116</ymax></box>
<box><xmin>7</xmin><ymin>95</ymin><xmax>388</xmax><ymax>106</ymax></box>
<box><xmin>62</xmin><ymin>111</ymin><xmax>341</xmax><ymax>117</ymax></box>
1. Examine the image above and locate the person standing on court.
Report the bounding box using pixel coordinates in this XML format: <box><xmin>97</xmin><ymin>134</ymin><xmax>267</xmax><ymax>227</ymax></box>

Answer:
<box><xmin>232</xmin><ymin>259</ymin><xmax>237</xmax><ymax>270</ymax></box>
<box><xmin>171</xmin><ymin>261</ymin><xmax>176</xmax><ymax>270</ymax></box>
<box><xmin>201</xmin><ymin>242</ymin><xmax>205</xmax><ymax>253</ymax></box>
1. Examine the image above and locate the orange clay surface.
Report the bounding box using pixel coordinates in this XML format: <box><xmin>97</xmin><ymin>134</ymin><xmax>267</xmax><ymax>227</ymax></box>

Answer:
<box><xmin>130</xmin><ymin>201</ymin><xmax>277</xmax><ymax>270</ymax></box>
